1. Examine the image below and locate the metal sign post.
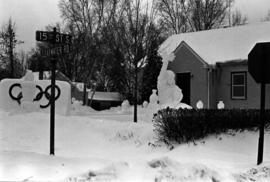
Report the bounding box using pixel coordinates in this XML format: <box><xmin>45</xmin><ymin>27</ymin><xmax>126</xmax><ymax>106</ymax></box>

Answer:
<box><xmin>257</xmin><ymin>56</ymin><xmax>266</xmax><ymax>165</ymax></box>
<box><xmin>36</xmin><ymin>27</ymin><xmax>71</xmax><ymax>155</ymax></box>
<box><xmin>50</xmin><ymin>55</ymin><xmax>56</xmax><ymax>155</ymax></box>
<box><xmin>49</xmin><ymin>27</ymin><xmax>57</xmax><ymax>155</ymax></box>
<box><xmin>258</xmin><ymin>80</ymin><xmax>265</xmax><ymax>164</ymax></box>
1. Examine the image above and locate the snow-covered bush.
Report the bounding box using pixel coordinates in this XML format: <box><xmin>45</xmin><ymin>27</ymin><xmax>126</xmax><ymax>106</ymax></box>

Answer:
<box><xmin>153</xmin><ymin>108</ymin><xmax>270</xmax><ymax>145</ymax></box>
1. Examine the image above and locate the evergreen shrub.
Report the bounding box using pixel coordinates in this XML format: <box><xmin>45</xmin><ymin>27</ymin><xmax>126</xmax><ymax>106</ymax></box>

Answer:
<box><xmin>153</xmin><ymin>108</ymin><xmax>270</xmax><ymax>144</ymax></box>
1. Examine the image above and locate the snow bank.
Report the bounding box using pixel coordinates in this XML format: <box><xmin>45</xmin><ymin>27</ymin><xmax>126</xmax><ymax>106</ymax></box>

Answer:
<box><xmin>1</xmin><ymin>108</ymin><xmax>270</xmax><ymax>181</ymax></box>
<box><xmin>0</xmin><ymin>79</ymin><xmax>71</xmax><ymax>115</ymax></box>
<box><xmin>148</xmin><ymin>157</ymin><xmax>224</xmax><ymax>182</ymax></box>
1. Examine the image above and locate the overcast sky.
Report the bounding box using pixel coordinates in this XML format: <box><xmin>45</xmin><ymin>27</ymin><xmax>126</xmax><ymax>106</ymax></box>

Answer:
<box><xmin>1</xmin><ymin>0</ymin><xmax>270</xmax><ymax>53</ymax></box>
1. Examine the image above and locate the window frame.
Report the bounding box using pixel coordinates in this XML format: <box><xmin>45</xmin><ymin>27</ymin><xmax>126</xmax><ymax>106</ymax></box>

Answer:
<box><xmin>231</xmin><ymin>71</ymin><xmax>247</xmax><ymax>100</ymax></box>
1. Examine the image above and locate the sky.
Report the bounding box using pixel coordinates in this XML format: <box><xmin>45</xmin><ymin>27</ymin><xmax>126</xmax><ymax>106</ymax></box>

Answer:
<box><xmin>1</xmin><ymin>0</ymin><xmax>270</xmax><ymax>53</ymax></box>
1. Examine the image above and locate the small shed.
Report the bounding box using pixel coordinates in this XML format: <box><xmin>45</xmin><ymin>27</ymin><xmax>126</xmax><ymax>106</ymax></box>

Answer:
<box><xmin>88</xmin><ymin>91</ymin><xmax>123</xmax><ymax>110</ymax></box>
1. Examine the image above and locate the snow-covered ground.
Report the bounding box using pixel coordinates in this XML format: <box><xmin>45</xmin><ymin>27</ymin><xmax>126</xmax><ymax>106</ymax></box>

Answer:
<box><xmin>1</xmin><ymin>107</ymin><xmax>270</xmax><ymax>182</ymax></box>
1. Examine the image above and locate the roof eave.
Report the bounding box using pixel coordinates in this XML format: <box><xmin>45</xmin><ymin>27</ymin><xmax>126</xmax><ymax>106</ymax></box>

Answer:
<box><xmin>216</xmin><ymin>59</ymin><xmax>247</xmax><ymax>67</ymax></box>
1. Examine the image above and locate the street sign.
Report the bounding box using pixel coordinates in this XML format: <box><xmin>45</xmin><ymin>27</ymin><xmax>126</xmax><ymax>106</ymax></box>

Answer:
<box><xmin>40</xmin><ymin>45</ymin><xmax>71</xmax><ymax>56</ymax></box>
<box><xmin>36</xmin><ymin>31</ymin><xmax>72</xmax><ymax>44</ymax></box>
<box><xmin>248</xmin><ymin>42</ymin><xmax>270</xmax><ymax>83</ymax></box>
<box><xmin>35</xmin><ymin>27</ymin><xmax>72</xmax><ymax>156</ymax></box>
<box><xmin>248</xmin><ymin>42</ymin><xmax>270</xmax><ymax>165</ymax></box>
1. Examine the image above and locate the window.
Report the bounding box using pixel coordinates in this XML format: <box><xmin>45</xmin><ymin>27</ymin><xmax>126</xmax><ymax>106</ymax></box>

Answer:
<box><xmin>231</xmin><ymin>72</ymin><xmax>247</xmax><ymax>100</ymax></box>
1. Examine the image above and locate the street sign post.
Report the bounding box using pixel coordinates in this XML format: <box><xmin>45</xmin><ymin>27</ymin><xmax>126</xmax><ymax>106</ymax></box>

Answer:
<box><xmin>36</xmin><ymin>27</ymin><xmax>72</xmax><ymax>155</ymax></box>
<box><xmin>248</xmin><ymin>42</ymin><xmax>270</xmax><ymax>165</ymax></box>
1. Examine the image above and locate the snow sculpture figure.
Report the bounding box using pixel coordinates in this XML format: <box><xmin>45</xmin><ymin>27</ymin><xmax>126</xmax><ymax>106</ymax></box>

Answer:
<box><xmin>217</xmin><ymin>101</ymin><xmax>225</xmax><ymax>109</ymax></box>
<box><xmin>21</xmin><ymin>70</ymin><xmax>38</xmax><ymax>111</ymax></box>
<box><xmin>148</xmin><ymin>89</ymin><xmax>159</xmax><ymax>110</ymax></box>
<box><xmin>121</xmin><ymin>99</ymin><xmax>131</xmax><ymax>113</ymax></box>
<box><xmin>142</xmin><ymin>101</ymin><xmax>148</xmax><ymax>108</ymax></box>
<box><xmin>157</xmin><ymin>52</ymin><xmax>191</xmax><ymax>109</ymax></box>
<box><xmin>149</xmin><ymin>89</ymin><xmax>158</xmax><ymax>105</ymax></box>
<box><xmin>196</xmin><ymin>100</ymin><xmax>204</xmax><ymax>109</ymax></box>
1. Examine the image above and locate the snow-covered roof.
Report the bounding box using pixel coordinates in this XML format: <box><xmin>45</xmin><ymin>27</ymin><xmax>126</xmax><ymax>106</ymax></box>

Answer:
<box><xmin>159</xmin><ymin>22</ymin><xmax>270</xmax><ymax>65</ymax></box>
<box><xmin>88</xmin><ymin>91</ymin><xmax>122</xmax><ymax>101</ymax></box>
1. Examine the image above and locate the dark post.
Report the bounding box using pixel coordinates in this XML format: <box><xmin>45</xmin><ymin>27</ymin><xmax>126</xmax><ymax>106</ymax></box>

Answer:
<box><xmin>83</xmin><ymin>81</ymin><xmax>87</xmax><ymax>106</ymax></box>
<box><xmin>134</xmin><ymin>64</ymin><xmax>138</xmax><ymax>123</ymax></box>
<box><xmin>257</xmin><ymin>82</ymin><xmax>265</xmax><ymax>165</ymax></box>
<box><xmin>39</xmin><ymin>59</ymin><xmax>43</xmax><ymax>80</ymax></box>
<box><xmin>50</xmin><ymin>27</ymin><xmax>57</xmax><ymax>155</ymax></box>
<box><xmin>257</xmin><ymin>62</ymin><xmax>266</xmax><ymax>165</ymax></box>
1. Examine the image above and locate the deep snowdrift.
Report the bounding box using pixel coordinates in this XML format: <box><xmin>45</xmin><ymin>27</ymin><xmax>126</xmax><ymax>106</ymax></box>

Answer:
<box><xmin>1</xmin><ymin>109</ymin><xmax>270</xmax><ymax>181</ymax></box>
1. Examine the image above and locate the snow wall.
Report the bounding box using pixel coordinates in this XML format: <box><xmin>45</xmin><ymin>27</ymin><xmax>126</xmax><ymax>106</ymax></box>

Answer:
<box><xmin>0</xmin><ymin>79</ymin><xmax>71</xmax><ymax>115</ymax></box>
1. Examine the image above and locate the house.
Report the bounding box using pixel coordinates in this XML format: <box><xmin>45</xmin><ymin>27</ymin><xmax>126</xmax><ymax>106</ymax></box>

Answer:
<box><xmin>159</xmin><ymin>22</ymin><xmax>270</xmax><ymax>109</ymax></box>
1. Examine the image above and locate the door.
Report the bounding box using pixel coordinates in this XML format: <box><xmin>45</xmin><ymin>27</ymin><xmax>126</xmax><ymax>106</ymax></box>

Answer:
<box><xmin>176</xmin><ymin>72</ymin><xmax>191</xmax><ymax>105</ymax></box>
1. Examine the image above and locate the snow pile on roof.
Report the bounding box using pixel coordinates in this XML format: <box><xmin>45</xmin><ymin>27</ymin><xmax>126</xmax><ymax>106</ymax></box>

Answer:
<box><xmin>89</xmin><ymin>91</ymin><xmax>122</xmax><ymax>101</ymax></box>
<box><xmin>159</xmin><ymin>22</ymin><xmax>270</xmax><ymax>65</ymax></box>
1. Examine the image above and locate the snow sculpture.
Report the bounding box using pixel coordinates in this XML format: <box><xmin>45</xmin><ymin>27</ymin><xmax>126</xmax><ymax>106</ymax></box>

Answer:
<box><xmin>0</xmin><ymin>76</ymin><xmax>71</xmax><ymax>115</ymax></box>
<box><xmin>21</xmin><ymin>70</ymin><xmax>38</xmax><ymax>111</ymax></box>
<box><xmin>157</xmin><ymin>52</ymin><xmax>191</xmax><ymax>109</ymax></box>
<box><xmin>142</xmin><ymin>52</ymin><xmax>191</xmax><ymax>121</ymax></box>
<box><xmin>142</xmin><ymin>101</ymin><xmax>148</xmax><ymax>108</ymax></box>
<box><xmin>143</xmin><ymin>89</ymin><xmax>160</xmax><ymax>119</ymax></box>
<box><xmin>196</xmin><ymin>100</ymin><xmax>204</xmax><ymax>109</ymax></box>
<box><xmin>217</xmin><ymin>101</ymin><xmax>225</xmax><ymax>109</ymax></box>
<box><xmin>149</xmin><ymin>89</ymin><xmax>158</xmax><ymax>105</ymax></box>
<box><xmin>121</xmin><ymin>99</ymin><xmax>130</xmax><ymax>113</ymax></box>
<box><xmin>71</xmin><ymin>97</ymin><xmax>81</xmax><ymax>110</ymax></box>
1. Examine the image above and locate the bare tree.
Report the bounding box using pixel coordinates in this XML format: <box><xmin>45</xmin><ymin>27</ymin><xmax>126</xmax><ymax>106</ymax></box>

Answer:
<box><xmin>59</xmin><ymin>0</ymin><xmax>118</xmax><ymax>104</ymax></box>
<box><xmin>262</xmin><ymin>10</ymin><xmax>270</xmax><ymax>22</ymax></box>
<box><xmin>110</xmin><ymin>0</ymin><xmax>160</xmax><ymax>122</ymax></box>
<box><xmin>155</xmin><ymin>0</ymin><xmax>188</xmax><ymax>34</ymax></box>
<box><xmin>231</xmin><ymin>9</ymin><xmax>248</xmax><ymax>26</ymax></box>
<box><xmin>185</xmin><ymin>0</ymin><xmax>234</xmax><ymax>31</ymax></box>
<box><xmin>156</xmin><ymin>0</ymin><xmax>233</xmax><ymax>34</ymax></box>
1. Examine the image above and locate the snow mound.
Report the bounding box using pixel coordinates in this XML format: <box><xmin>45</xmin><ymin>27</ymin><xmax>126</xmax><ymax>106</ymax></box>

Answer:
<box><xmin>0</xmin><ymin>79</ymin><xmax>71</xmax><ymax>115</ymax></box>
<box><xmin>67</xmin><ymin>162</ymin><xmax>129</xmax><ymax>182</ymax></box>
<box><xmin>235</xmin><ymin>165</ymin><xmax>270</xmax><ymax>182</ymax></box>
<box><xmin>148</xmin><ymin>157</ymin><xmax>221</xmax><ymax>182</ymax></box>
<box><xmin>71</xmin><ymin>98</ymin><xmax>97</xmax><ymax>115</ymax></box>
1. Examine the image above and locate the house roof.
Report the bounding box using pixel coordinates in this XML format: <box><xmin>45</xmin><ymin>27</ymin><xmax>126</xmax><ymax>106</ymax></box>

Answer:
<box><xmin>88</xmin><ymin>91</ymin><xmax>122</xmax><ymax>101</ymax></box>
<box><xmin>159</xmin><ymin>22</ymin><xmax>270</xmax><ymax>65</ymax></box>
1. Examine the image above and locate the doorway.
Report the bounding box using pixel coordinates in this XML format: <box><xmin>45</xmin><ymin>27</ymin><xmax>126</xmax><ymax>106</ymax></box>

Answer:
<box><xmin>176</xmin><ymin>72</ymin><xmax>191</xmax><ymax>105</ymax></box>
